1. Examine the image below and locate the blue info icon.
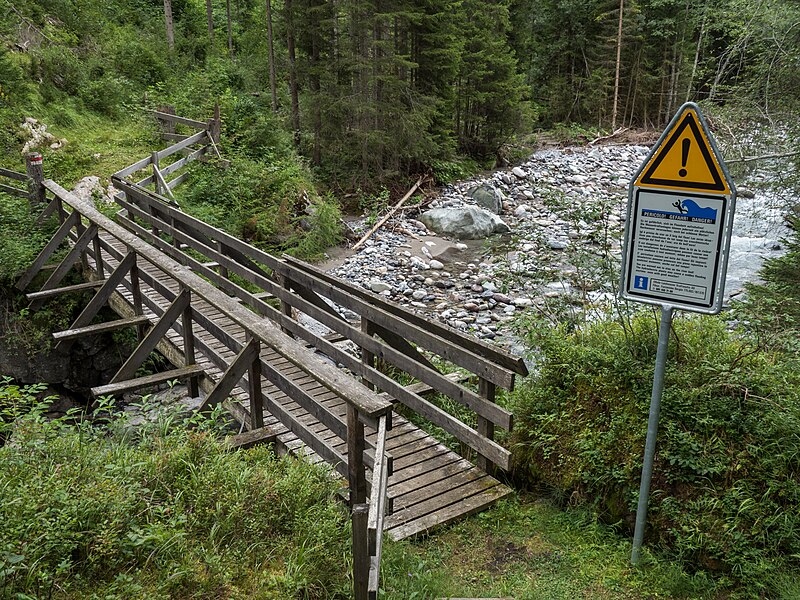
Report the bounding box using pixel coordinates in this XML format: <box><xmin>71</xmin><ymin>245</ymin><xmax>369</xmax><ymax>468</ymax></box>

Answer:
<box><xmin>633</xmin><ymin>276</ymin><xmax>649</xmax><ymax>290</ymax></box>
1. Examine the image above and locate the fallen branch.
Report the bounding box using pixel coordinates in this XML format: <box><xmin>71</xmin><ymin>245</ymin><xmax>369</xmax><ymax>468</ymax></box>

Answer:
<box><xmin>352</xmin><ymin>176</ymin><xmax>425</xmax><ymax>250</ymax></box>
<box><xmin>589</xmin><ymin>127</ymin><xmax>629</xmax><ymax>146</ymax></box>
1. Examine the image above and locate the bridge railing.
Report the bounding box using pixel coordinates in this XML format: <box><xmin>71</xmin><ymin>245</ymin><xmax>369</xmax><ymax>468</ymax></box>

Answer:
<box><xmin>18</xmin><ymin>177</ymin><xmax>393</xmax><ymax>600</ymax></box>
<box><xmin>111</xmin><ymin>177</ymin><xmax>529</xmax><ymax>474</ymax></box>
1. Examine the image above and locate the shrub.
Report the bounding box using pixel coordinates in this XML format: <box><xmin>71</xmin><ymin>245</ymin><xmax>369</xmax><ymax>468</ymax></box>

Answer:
<box><xmin>0</xmin><ymin>387</ymin><xmax>350</xmax><ymax>598</ymax></box>
<box><xmin>510</xmin><ymin>311</ymin><xmax>800</xmax><ymax>586</ymax></box>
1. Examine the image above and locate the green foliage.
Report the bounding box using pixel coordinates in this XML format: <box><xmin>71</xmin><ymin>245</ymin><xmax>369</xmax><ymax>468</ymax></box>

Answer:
<box><xmin>0</xmin><ymin>195</ymin><xmax>51</xmax><ymax>284</ymax></box>
<box><xmin>0</xmin><ymin>386</ymin><xmax>350</xmax><ymax>599</ymax></box>
<box><xmin>510</xmin><ymin>312</ymin><xmax>800</xmax><ymax>589</ymax></box>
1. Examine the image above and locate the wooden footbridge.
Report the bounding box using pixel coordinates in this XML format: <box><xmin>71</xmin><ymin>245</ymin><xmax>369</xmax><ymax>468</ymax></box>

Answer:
<box><xmin>8</xmin><ymin>111</ymin><xmax>528</xmax><ymax>599</ymax></box>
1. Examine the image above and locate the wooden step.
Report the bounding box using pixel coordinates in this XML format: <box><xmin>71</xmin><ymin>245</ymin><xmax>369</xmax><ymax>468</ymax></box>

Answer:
<box><xmin>26</xmin><ymin>280</ymin><xmax>104</xmax><ymax>301</ymax></box>
<box><xmin>224</xmin><ymin>424</ymin><xmax>285</xmax><ymax>450</ymax></box>
<box><xmin>91</xmin><ymin>364</ymin><xmax>204</xmax><ymax>397</ymax></box>
<box><xmin>53</xmin><ymin>315</ymin><xmax>151</xmax><ymax>341</ymax></box>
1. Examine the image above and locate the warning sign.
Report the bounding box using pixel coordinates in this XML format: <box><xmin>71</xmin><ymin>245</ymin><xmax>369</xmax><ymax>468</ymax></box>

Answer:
<box><xmin>634</xmin><ymin>107</ymin><xmax>731</xmax><ymax>195</ymax></box>
<box><xmin>621</xmin><ymin>103</ymin><xmax>736</xmax><ymax>314</ymax></box>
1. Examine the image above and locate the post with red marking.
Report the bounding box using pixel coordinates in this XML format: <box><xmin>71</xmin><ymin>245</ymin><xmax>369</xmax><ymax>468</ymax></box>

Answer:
<box><xmin>620</xmin><ymin>102</ymin><xmax>736</xmax><ymax>565</ymax></box>
<box><xmin>25</xmin><ymin>152</ymin><xmax>45</xmax><ymax>205</ymax></box>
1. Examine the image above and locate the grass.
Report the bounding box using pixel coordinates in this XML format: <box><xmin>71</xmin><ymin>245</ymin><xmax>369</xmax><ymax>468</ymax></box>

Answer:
<box><xmin>379</xmin><ymin>494</ymin><xmax>725</xmax><ymax>599</ymax></box>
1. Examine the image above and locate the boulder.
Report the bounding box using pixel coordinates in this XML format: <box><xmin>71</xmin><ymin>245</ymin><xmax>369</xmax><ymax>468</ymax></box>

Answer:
<box><xmin>466</xmin><ymin>184</ymin><xmax>505</xmax><ymax>214</ymax></box>
<box><xmin>420</xmin><ymin>207</ymin><xmax>510</xmax><ymax>240</ymax></box>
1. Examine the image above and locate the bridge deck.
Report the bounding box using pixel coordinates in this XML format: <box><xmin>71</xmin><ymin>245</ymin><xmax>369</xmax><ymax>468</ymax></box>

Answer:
<box><xmin>96</xmin><ymin>232</ymin><xmax>511</xmax><ymax>540</ymax></box>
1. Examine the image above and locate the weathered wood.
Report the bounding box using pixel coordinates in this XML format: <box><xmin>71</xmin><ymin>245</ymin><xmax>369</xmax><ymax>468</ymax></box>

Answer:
<box><xmin>386</xmin><ymin>483</ymin><xmax>511</xmax><ymax>540</ymax></box>
<box><xmin>277</xmin><ymin>264</ymin><xmax>516</xmax><ymax>389</ymax></box>
<box><xmin>53</xmin><ymin>315</ymin><xmax>150</xmax><ymax>341</ymax></box>
<box><xmin>100</xmin><ymin>182</ymin><xmax>391</xmax><ymax>419</ymax></box>
<box><xmin>56</xmin><ymin>251</ymin><xmax>138</xmax><ymax>352</ymax></box>
<box><xmin>352</xmin><ymin>503</ymin><xmax>369</xmax><ymax>600</ymax></box>
<box><xmin>0</xmin><ymin>183</ymin><xmax>29</xmax><ymax>197</ymax></box>
<box><xmin>477</xmin><ymin>378</ymin><xmax>497</xmax><ymax>473</ymax></box>
<box><xmin>25</xmin><ymin>152</ymin><xmax>46</xmax><ymax>205</ymax></box>
<box><xmin>181</xmin><ymin>295</ymin><xmax>198</xmax><ymax>398</ymax></box>
<box><xmin>25</xmin><ymin>280</ymin><xmax>104</xmax><ymax>301</ymax></box>
<box><xmin>149</xmin><ymin>110</ymin><xmax>209</xmax><ymax>130</ymax></box>
<box><xmin>113</xmin><ymin>154</ymin><xmax>153</xmax><ymax>180</ymax></box>
<box><xmin>92</xmin><ymin>364</ymin><xmax>204</xmax><ymax>398</ymax></box>
<box><xmin>0</xmin><ymin>167</ymin><xmax>27</xmax><ymax>181</ymax></box>
<box><xmin>35</xmin><ymin>197</ymin><xmax>59</xmax><ymax>226</ymax></box>
<box><xmin>352</xmin><ymin>176</ymin><xmax>423</xmax><ymax>250</ymax></box>
<box><xmin>200</xmin><ymin>337</ymin><xmax>261</xmax><ymax>411</ymax></box>
<box><xmin>224</xmin><ymin>425</ymin><xmax>281</xmax><ymax>450</ymax></box>
<box><xmin>284</xmin><ymin>256</ymin><xmax>529</xmax><ymax>378</ymax></box>
<box><xmin>161</xmin><ymin>132</ymin><xmax>190</xmax><ymax>142</ymax></box>
<box><xmin>111</xmin><ymin>289</ymin><xmax>190</xmax><ymax>383</ymax></box>
<box><xmin>30</xmin><ymin>223</ymin><xmax>99</xmax><ymax>309</ymax></box>
<box><xmin>368</xmin><ymin>414</ymin><xmax>389</xmax><ymax>555</ymax></box>
<box><xmin>349</xmin><ymin>405</ymin><xmax>367</xmax><ymax>506</ymax></box>
<box><xmin>16</xmin><ymin>211</ymin><xmax>79</xmax><ymax>291</ymax></box>
<box><xmin>248</xmin><ymin>337</ymin><xmax>263</xmax><ymax>429</ymax></box>
<box><xmin>157</xmin><ymin>130</ymin><xmax>208</xmax><ymax>161</ymax></box>
<box><xmin>372</xmin><ymin>323</ymin><xmax>438</xmax><ymax>372</ymax></box>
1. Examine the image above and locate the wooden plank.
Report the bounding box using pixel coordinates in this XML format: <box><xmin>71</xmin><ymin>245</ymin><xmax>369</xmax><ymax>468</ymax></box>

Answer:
<box><xmin>200</xmin><ymin>337</ymin><xmax>260</xmax><ymax>411</ymax></box>
<box><xmin>111</xmin><ymin>289</ymin><xmax>190</xmax><ymax>383</ymax></box>
<box><xmin>56</xmin><ymin>252</ymin><xmax>137</xmax><ymax>350</ymax></box>
<box><xmin>150</xmin><ymin>110</ymin><xmax>209</xmax><ymax>130</ymax></box>
<box><xmin>33</xmin><ymin>223</ymin><xmax>99</xmax><ymax>305</ymax></box>
<box><xmin>16</xmin><ymin>211</ymin><xmax>79</xmax><ymax>291</ymax></box>
<box><xmin>161</xmin><ymin>132</ymin><xmax>190</xmax><ymax>142</ymax></box>
<box><xmin>284</xmin><ymin>257</ymin><xmax>529</xmax><ymax>378</ymax></box>
<box><xmin>391</xmin><ymin>467</ymin><xmax>486</xmax><ymax>512</ymax></box>
<box><xmin>114</xmin><ymin>155</ymin><xmax>153</xmax><ymax>179</ymax></box>
<box><xmin>35</xmin><ymin>197</ymin><xmax>59</xmax><ymax>226</ymax></box>
<box><xmin>388</xmin><ymin>456</ymin><xmax>477</xmax><ymax>498</ymax></box>
<box><xmin>0</xmin><ymin>183</ymin><xmax>28</xmax><ymax>197</ymax></box>
<box><xmin>53</xmin><ymin>315</ymin><xmax>150</xmax><ymax>341</ymax></box>
<box><xmin>25</xmin><ymin>280</ymin><xmax>103</xmax><ymax>301</ymax></box>
<box><xmin>157</xmin><ymin>130</ymin><xmax>208</xmax><ymax>161</ymax></box>
<box><xmin>0</xmin><ymin>167</ymin><xmax>27</xmax><ymax>181</ymax></box>
<box><xmin>278</xmin><ymin>262</ymin><xmax>517</xmax><ymax>390</ymax></box>
<box><xmin>48</xmin><ymin>179</ymin><xmax>393</xmax><ymax>421</ymax></box>
<box><xmin>92</xmin><ymin>364</ymin><xmax>204</xmax><ymax>397</ymax></box>
<box><xmin>224</xmin><ymin>425</ymin><xmax>282</xmax><ymax>450</ymax></box>
<box><xmin>386</xmin><ymin>483</ymin><xmax>511</xmax><ymax>541</ymax></box>
<box><xmin>161</xmin><ymin>146</ymin><xmax>208</xmax><ymax>177</ymax></box>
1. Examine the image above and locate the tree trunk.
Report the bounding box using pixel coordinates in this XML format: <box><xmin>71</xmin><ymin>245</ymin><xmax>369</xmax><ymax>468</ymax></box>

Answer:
<box><xmin>286</xmin><ymin>0</ymin><xmax>300</xmax><ymax>144</ymax></box>
<box><xmin>310</xmin><ymin>0</ymin><xmax>322</xmax><ymax>166</ymax></box>
<box><xmin>163</xmin><ymin>0</ymin><xmax>175</xmax><ymax>51</ymax></box>
<box><xmin>226</xmin><ymin>0</ymin><xmax>233</xmax><ymax>56</ymax></box>
<box><xmin>266</xmin><ymin>0</ymin><xmax>278</xmax><ymax>112</ymax></box>
<box><xmin>206</xmin><ymin>0</ymin><xmax>214</xmax><ymax>44</ymax></box>
<box><xmin>611</xmin><ymin>0</ymin><xmax>624</xmax><ymax>129</ymax></box>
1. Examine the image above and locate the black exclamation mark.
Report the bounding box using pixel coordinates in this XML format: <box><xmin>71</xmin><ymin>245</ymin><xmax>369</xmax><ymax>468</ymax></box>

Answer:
<box><xmin>679</xmin><ymin>138</ymin><xmax>690</xmax><ymax>177</ymax></box>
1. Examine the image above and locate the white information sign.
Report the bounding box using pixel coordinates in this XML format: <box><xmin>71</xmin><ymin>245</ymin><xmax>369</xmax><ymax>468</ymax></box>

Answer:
<box><xmin>621</xmin><ymin>103</ymin><xmax>736</xmax><ymax>314</ymax></box>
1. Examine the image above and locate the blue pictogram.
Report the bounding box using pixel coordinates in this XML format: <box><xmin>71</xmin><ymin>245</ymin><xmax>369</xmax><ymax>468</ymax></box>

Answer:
<box><xmin>634</xmin><ymin>276</ymin><xmax>649</xmax><ymax>290</ymax></box>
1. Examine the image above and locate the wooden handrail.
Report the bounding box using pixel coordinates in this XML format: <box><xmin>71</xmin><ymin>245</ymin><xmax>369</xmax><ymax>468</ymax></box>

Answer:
<box><xmin>42</xmin><ymin>179</ymin><xmax>393</xmax><ymax>422</ymax></box>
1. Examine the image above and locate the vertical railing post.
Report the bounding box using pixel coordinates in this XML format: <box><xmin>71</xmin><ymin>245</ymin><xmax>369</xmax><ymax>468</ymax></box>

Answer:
<box><xmin>216</xmin><ymin>241</ymin><xmax>229</xmax><ymax>278</ymax></box>
<box><xmin>352</xmin><ymin>503</ymin><xmax>369</xmax><ymax>600</ymax></box>
<box><xmin>151</xmin><ymin>151</ymin><xmax>161</xmax><ymax>196</ymax></box>
<box><xmin>276</xmin><ymin>273</ymin><xmax>294</xmax><ymax>337</ymax></box>
<box><xmin>92</xmin><ymin>229</ymin><xmax>104</xmax><ymax>279</ymax></box>
<box><xmin>360</xmin><ymin>317</ymin><xmax>376</xmax><ymax>390</ymax></box>
<box><xmin>25</xmin><ymin>152</ymin><xmax>45</xmax><ymax>206</ymax></box>
<box><xmin>347</xmin><ymin>405</ymin><xmax>366</xmax><ymax>507</ymax></box>
<box><xmin>248</xmin><ymin>336</ymin><xmax>263</xmax><ymax>429</ymax></box>
<box><xmin>477</xmin><ymin>377</ymin><xmax>497</xmax><ymax>474</ymax></box>
<box><xmin>129</xmin><ymin>252</ymin><xmax>145</xmax><ymax>342</ymax></box>
<box><xmin>181</xmin><ymin>288</ymin><xmax>199</xmax><ymax>398</ymax></box>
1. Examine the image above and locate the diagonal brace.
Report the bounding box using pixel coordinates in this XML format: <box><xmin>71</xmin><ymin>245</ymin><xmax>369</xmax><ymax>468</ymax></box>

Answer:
<box><xmin>29</xmin><ymin>223</ymin><xmax>99</xmax><ymax>310</ymax></box>
<box><xmin>199</xmin><ymin>337</ymin><xmax>260</xmax><ymax>413</ymax></box>
<box><xmin>55</xmin><ymin>252</ymin><xmax>137</xmax><ymax>352</ymax></box>
<box><xmin>16</xmin><ymin>211</ymin><xmax>79</xmax><ymax>291</ymax></box>
<box><xmin>111</xmin><ymin>289</ymin><xmax>190</xmax><ymax>384</ymax></box>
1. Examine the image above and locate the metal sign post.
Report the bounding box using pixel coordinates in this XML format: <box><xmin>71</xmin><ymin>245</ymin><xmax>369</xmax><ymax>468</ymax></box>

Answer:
<box><xmin>620</xmin><ymin>102</ymin><xmax>736</xmax><ymax>565</ymax></box>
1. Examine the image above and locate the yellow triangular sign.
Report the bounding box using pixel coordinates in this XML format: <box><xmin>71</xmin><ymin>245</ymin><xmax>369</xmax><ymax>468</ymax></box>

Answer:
<box><xmin>635</xmin><ymin>108</ymin><xmax>730</xmax><ymax>194</ymax></box>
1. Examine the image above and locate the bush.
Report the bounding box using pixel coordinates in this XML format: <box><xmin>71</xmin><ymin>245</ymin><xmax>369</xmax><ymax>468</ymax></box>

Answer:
<box><xmin>0</xmin><ymin>387</ymin><xmax>350</xmax><ymax>598</ymax></box>
<box><xmin>0</xmin><ymin>195</ymin><xmax>51</xmax><ymax>284</ymax></box>
<box><xmin>510</xmin><ymin>312</ymin><xmax>800</xmax><ymax>587</ymax></box>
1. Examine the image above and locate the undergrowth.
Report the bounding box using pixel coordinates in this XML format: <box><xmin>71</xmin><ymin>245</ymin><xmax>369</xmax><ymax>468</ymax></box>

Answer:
<box><xmin>0</xmin><ymin>380</ymin><xmax>351</xmax><ymax>599</ymax></box>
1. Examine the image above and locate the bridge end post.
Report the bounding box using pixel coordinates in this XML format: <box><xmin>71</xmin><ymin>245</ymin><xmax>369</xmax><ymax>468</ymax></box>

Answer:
<box><xmin>25</xmin><ymin>152</ymin><xmax>45</xmax><ymax>206</ymax></box>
